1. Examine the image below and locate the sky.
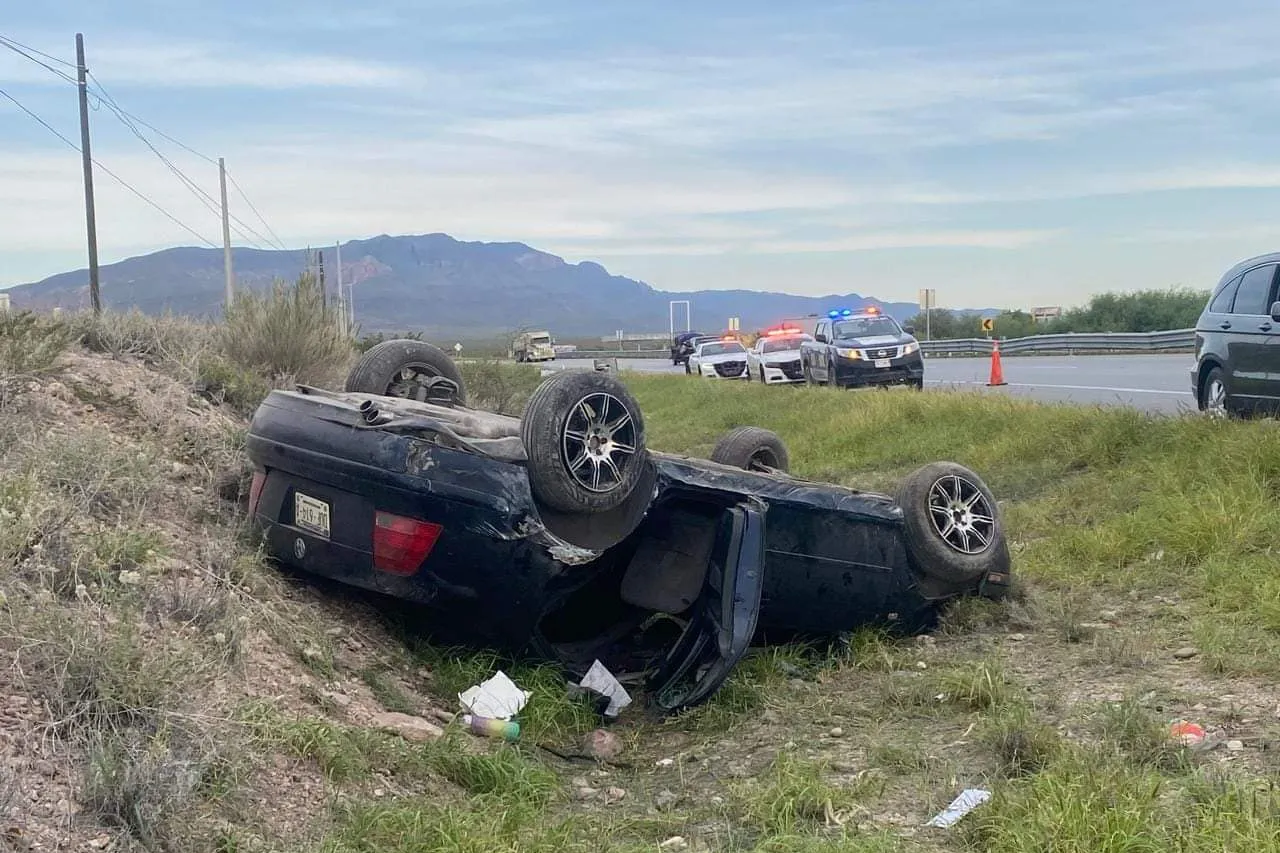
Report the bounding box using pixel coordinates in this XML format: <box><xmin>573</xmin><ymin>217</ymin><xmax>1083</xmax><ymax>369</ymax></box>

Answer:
<box><xmin>4</xmin><ymin>1</ymin><xmax>1280</xmax><ymax>309</ymax></box>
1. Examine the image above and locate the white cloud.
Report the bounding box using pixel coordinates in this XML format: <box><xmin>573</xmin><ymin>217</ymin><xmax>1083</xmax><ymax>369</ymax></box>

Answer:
<box><xmin>87</xmin><ymin>39</ymin><xmax>413</xmax><ymax>89</ymax></box>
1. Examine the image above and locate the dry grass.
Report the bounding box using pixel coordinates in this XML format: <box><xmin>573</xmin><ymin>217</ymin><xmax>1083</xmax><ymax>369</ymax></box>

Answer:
<box><xmin>219</xmin><ymin>271</ymin><xmax>354</xmax><ymax>390</ymax></box>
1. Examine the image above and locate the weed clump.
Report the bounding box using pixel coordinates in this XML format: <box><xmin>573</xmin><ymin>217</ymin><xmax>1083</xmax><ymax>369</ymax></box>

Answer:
<box><xmin>219</xmin><ymin>271</ymin><xmax>353</xmax><ymax>389</ymax></box>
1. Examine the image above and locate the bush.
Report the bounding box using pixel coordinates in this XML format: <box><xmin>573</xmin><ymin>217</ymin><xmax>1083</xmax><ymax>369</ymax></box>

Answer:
<box><xmin>0</xmin><ymin>310</ymin><xmax>74</xmax><ymax>406</ymax></box>
<box><xmin>457</xmin><ymin>361</ymin><xmax>543</xmax><ymax>414</ymax></box>
<box><xmin>219</xmin><ymin>272</ymin><xmax>354</xmax><ymax>389</ymax></box>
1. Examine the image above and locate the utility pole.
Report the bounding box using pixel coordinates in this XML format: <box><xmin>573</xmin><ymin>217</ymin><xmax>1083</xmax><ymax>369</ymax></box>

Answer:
<box><xmin>318</xmin><ymin>250</ymin><xmax>326</xmax><ymax>307</ymax></box>
<box><xmin>219</xmin><ymin>157</ymin><xmax>234</xmax><ymax>308</ymax></box>
<box><xmin>335</xmin><ymin>241</ymin><xmax>346</xmax><ymax>334</ymax></box>
<box><xmin>75</xmin><ymin>33</ymin><xmax>101</xmax><ymax>315</ymax></box>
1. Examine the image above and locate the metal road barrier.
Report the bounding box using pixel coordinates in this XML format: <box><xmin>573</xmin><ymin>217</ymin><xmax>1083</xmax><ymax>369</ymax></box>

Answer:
<box><xmin>550</xmin><ymin>330</ymin><xmax>1198</xmax><ymax>361</ymax></box>
<box><xmin>919</xmin><ymin>329</ymin><xmax>1196</xmax><ymax>357</ymax></box>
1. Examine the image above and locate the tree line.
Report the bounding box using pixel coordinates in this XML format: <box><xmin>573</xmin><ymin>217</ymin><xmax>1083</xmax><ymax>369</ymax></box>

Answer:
<box><xmin>906</xmin><ymin>287</ymin><xmax>1210</xmax><ymax>340</ymax></box>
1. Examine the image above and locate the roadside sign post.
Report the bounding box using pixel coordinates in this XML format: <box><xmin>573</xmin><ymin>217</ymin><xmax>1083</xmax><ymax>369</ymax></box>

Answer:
<box><xmin>669</xmin><ymin>300</ymin><xmax>691</xmax><ymax>337</ymax></box>
<box><xmin>918</xmin><ymin>288</ymin><xmax>936</xmax><ymax>341</ymax></box>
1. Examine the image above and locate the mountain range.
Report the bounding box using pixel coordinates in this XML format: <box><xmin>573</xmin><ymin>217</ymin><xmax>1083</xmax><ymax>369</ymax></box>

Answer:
<box><xmin>3</xmin><ymin>233</ymin><xmax>991</xmax><ymax>338</ymax></box>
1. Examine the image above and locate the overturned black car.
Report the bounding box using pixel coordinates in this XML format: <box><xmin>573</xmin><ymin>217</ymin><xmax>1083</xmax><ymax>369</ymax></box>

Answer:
<box><xmin>244</xmin><ymin>340</ymin><xmax>1012</xmax><ymax>712</ymax></box>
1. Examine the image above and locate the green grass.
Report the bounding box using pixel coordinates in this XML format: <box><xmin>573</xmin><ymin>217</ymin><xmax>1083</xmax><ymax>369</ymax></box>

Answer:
<box><xmin>622</xmin><ymin>375</ymin><xmax>1280</xmax><ymax>673</ymax></box>
<box><xmin>965</xmin><ymin>750</ymin><xmax>1280</xmax><ymax>852</ymax></box>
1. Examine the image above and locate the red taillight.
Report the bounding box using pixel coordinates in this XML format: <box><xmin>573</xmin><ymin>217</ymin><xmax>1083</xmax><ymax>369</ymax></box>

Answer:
<box><xmin>372</xmin><ymin>511</ymin><xmax>442</xmax><ymax>575</ymax></box>
<box><xmin>247</xmin><ymin>471</ymin><xmax>266</xmax><ymax>518</ymax></box>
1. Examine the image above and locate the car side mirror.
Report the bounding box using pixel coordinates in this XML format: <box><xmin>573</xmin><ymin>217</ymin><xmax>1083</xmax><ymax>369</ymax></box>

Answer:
<box><xmin>815</xmin><ymin>333</ymin><xmax>828</xmax><ymax>343</ymax></box>
<box><xmin>1272</xmin><ymin>301</ymin><xmax>1280</xmax><ymax>323</ymax></box>
<box><xmin>904</xmin><ymin>325</ymin><xmax>916</xmax><ymax>335</ymax></box>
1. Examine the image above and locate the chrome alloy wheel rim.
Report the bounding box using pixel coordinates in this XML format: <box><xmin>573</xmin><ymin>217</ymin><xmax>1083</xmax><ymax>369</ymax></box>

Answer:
<box><xmin>1204</xmin><ymin>378</ymin><xmax>1227</xmax><ymax>418</ymax></box>
<box><xmin>927</xmin><ymin>474</ymin><xmax>996</xmax><ymax>555</ymax></box>
<box><xmin>561</xmin><ymin>392</ymin><xmax>638</xmax><ymax>492</ymax></box>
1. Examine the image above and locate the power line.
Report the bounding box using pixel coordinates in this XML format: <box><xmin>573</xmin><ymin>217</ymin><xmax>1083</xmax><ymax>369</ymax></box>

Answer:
<box><xmin>0</xmin><ymin>35</ymin><xmax>78</xmax><ymax>84</ymax></box>
<box><xmin>87</xmin><ymin>72</ymin><xmax>278</xmax><ymax>250</ymax></box>
<box><xmin>1</xmin><ymin>31</ymin><xmax>291</xmax><ymax>255</ymax></box>
<box><xmin>0</xmin><ymin>34</ymin><xmax>76</xmax><ymax>69</ymax></box>
<box><xmin>0</xmin><ymin>84</ymin><xmax>219</xmax><ymax>248</ymax></box>
<box><xmin>226</xmin><ymin>171</ymin><xmax>288</xmax><ymax>251</ymax></box>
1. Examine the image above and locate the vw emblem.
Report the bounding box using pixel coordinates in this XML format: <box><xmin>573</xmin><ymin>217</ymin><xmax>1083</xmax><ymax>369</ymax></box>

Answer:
<box><xmin>293</xmin><ymin>538</ymin><xmax>307</xmax><ymax>559</ymax></box>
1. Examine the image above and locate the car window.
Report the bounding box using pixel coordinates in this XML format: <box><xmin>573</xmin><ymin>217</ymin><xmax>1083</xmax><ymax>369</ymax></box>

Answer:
<box><xmin>814</xmin><ymin>322</ymin><xmax>828</xmax><ymax>339</ymax></box>
<box><xmin>1209</xmin><ymin>275</ymin><xmax>1243</xmax><ymax>314</ymax></box>
<box><xmin>698</xmin><ymin>342</ymin><xmax>745</xmax><ymax>356</ymax></box>
<box><xmin>1231</xmin><ymin>265</ymin><xmax>1278</xmax><ymax>316</ymax></box>
<box><xmin>832</xmin><ymin>316</ymin><xmax>901</xmax><ymax>339</ymax></box>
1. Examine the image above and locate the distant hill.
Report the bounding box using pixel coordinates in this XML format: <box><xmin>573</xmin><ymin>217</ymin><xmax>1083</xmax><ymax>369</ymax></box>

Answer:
<box><xmin>3</xmin><ymin>233</ymin><xmax>993</xmax><ymax>337</ymax></box>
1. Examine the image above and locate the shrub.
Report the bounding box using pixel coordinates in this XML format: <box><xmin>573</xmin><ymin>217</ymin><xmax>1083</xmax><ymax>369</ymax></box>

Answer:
<box><xmin>0</xmin><ymin>310</ymin><xmax>74</xmax><ymax>406</ymax></box>
<box><xmin>219</xmin><ymin>272</ymin><xmax>353</xmax><ymax>388</ymax></box>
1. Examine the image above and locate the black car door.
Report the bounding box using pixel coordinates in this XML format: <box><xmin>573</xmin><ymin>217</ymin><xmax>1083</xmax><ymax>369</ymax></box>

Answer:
<box><xmin>647</xmin><ymin>500</ymin><xmax>765</xmax><ymax>712</ymax></box>
<box><xmin>1224</xmin><ymin>263</ymin><xmax>1280</xmax><ymax>406</ymax></box>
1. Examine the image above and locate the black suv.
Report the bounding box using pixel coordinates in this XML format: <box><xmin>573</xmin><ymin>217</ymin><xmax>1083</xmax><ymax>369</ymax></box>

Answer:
<box><xmin>799</xmin><ymin>309</ymin><xmax>925</xmax><ymax>390</ymax></box>
<box><xmin>671</xmin><ymin>331</ymin><xmax>715</xmax><ymax>366</ymax></box>
<box><xmin>1191</xmin><ymin>252</ymin><xmax>1280</xmax><ymax>417</ymax></box>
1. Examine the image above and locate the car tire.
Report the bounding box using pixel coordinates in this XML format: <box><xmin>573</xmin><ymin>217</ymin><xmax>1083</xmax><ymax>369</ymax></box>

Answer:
<box><xmin>708</xmin><ymin>426</ymin><xmax>790</xmax><ymax>473</ymax></box>
<box><xmin>520</xmin><ymin>370</ymin><xmax>649</xmax><ymax>514</ymax></box>
<box><xmin>344</xmin><ymin>339</ymin><xmax>467</xmax><ymax>404</ymax></box>
<box><xmin>896</xmin><ymin>462</ymin><xmax>1009</xmax><ymax>594</ymax></box>
<box><xmin>1200</xmin><ymin>366</ymin><xmax>1229</xmax><ymax>418</ymax></box>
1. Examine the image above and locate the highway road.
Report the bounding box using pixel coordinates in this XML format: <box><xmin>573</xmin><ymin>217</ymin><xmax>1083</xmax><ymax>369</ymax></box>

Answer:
<box><xmin>544</xmin><ymin>354</ymin><xmax>1199</xmax><ymax>414</ymax></box>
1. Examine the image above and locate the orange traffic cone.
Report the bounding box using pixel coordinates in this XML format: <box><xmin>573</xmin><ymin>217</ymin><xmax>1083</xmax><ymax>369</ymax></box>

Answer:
<box><xmin>987</xmin><ymin>339</ymin><xmax>1007</xmax><ymax>387</ymax></box>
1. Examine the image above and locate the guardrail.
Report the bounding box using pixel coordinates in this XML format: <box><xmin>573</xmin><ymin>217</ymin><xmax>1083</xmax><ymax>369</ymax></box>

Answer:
<box><xmin>558</xmin><ymin>349</ymin><xmax>668</xmax><ymax>359</ymax></box>
<box><xmin>550</xmin><ymin>330</ymin><xmax>1198</xmax><ymax>361</ymax></box>
<box><xmin>920</xmin><ymin>329</ymin><xmax>1196</xmax><ymax>357</ymax></box>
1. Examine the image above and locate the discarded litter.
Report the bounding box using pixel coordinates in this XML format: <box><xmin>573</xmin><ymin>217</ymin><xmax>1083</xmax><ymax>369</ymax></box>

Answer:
<box><xmin>579</xmin><ymin>659</ymin><xmax>632</xmax><ymax>718</ymax></box>
<box><xmin>463</xmin><ymin>714</ymin><xmax>520</xmax><ymax>741</ymax></box>
<box><xmin>925</xmin><ymin>789</ymin><xmax>991</xmax><ymax>828</ymax></box>
<box><xmin>459</xmin><ymin>671</ymin><xmax>531</xmax><ymax>720</ymax></box>
<box><xmin>1169</xmin><ymin>720</ymin><xmax>1205</xmax><ymax>746</ymax></box>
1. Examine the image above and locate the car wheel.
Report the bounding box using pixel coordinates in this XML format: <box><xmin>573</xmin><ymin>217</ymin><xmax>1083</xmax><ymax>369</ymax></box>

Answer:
<box><xmin>895</xmin><ymin>462</ymin><xmax>1010</xmax><ymax>595</ymax></box>
<box><xmin>344</xmin><ymin>339</ymin><xmax>467</xmax><ymax>404</ymax></box>
<box><xmin>1200</xmin><ymin>366</ymin><xmax>1228</xmax><ymax>418</ymax></box>
<box><xmin>520</xmin><ymin>370</ymin><xmax>648</xmax><ymax>514</ymax></box>
<box><xmin>708</xmin><ymin>426</ymin><xmax>790</xmax><ymax>473</ymax></box>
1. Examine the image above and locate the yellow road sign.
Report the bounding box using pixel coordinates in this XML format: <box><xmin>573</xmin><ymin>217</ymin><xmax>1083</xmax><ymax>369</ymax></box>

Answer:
<box><xmin>981</xmin><ymin>317</ymin><xmax>995</xmax><ymax>332</ymax></box>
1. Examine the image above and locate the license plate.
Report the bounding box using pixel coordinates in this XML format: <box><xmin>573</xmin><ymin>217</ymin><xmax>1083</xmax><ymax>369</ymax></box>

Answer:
<box><xmin>874</xmin><ymin>358</ymin><xmax>892</xmax><ymax>369</ymax></box>
<box><xmin>294</xmin><ymin>492</ymin><xmax>331</xmax><ymax>538</ymax></box>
